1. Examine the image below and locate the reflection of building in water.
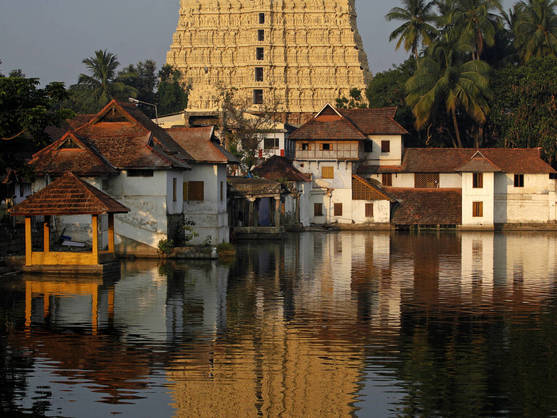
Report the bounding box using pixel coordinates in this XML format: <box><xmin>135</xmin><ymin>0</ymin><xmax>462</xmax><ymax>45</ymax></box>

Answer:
<box><xmin>24</xmin><ymin>275</ymin><xmax>115</xmax><ymax>334</ymax></box>
<box><xmin>168</xmin><ymin>313</ymin><xmax>364</xmax><ymax>417</ymax></box>
<box><xmin>461</xmin><ymin>232</ymin><xmax>557</xmax><ymax>307</ymax></box>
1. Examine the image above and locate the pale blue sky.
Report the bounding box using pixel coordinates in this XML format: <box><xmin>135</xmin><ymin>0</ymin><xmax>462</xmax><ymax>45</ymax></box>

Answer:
<box><xmin>0</xmin><ymin>0</ymin><xmax>515</xmax><ymax>86</ymax></box>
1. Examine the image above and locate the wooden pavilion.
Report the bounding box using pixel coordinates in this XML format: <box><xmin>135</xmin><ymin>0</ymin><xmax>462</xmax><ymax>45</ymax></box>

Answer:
<box><xmin>10</xmin><ymin>172</ymin><xmax>129</xmax><ymax>274</ymax></box>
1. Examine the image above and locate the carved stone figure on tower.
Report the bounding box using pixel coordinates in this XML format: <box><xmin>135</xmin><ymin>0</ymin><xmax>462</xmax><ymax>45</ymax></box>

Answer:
<box><xmin>167</xmin><ymin>0</ymin><xmax>371</xmax><ymax>124</ymax></box>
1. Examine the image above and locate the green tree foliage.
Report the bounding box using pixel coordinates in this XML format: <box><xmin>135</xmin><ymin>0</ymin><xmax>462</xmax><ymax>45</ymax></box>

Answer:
<box><xmin>406</xmin><ymin>31</ymin><xmax>492</xmax><ymax>147</ymax></box>
<box><xmin>513</xmin><ymin>0</ymin><xmax>557</xmax><ymax>62</ymax></box>
<box><xmin>335</xmin><ymin>88</ymin><xmax>367</xmax><ymax>109</ymax></box>
<box><xmin>116</xmin><ymin>60</ymin><xmax>157</xmax><ymax>116</ymax></box>
<box><xmin>157</xmin><ymin>65</ymin><xmax>189</xmax><ymax>115</ymax></box>
<box><xmin>69</xmin><ymin>50</ymin><xmax>137</xmax><ymax>113</ymax></box>
<box><xmin>0</xmin><ymin>71</ymin><xmax>73</xmax><ymax>173</ymax></box>
<box><xmin>387</xmin><ymin>0</ymin><xmax>438</xmax><ymax>59</ymax></box>
<box><xmin>488</xmin><ymin>57</ymin><xmax>557</xmax><ymax>163</ymax></box>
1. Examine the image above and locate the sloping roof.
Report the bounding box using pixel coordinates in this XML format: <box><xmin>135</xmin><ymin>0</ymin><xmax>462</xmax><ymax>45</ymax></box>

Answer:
<box><xmin>352</xmin><ymin>175</ymin><xmax>396</xmax><ymax>201</ymax></box>
<box><xmin>356</xmin><ymin>165</ymin><xmax>404</xmax><ymax>175</ymax></box>
<box><xmin>387</xmin><ymin>188</ymin><xmax>462</xmax><ymax>225</ymax></box>
<box><xmin>455</xmin><ymin>152</ymin><xmax>502</xmax><ymax>172</ymax></box>
<box><xmin>289</xmin><ymin>104</ymin><xmax>407</xmax><ymax>141</ymax></box>
<box><xmin>165</xmin><ymin>126</ymin><xmax>238</xmax><ymax>164</ymax></box>
<box><xmin>228</xmin><ymin>177</ymin><xmax>282</xmax><ymax>196</ymax></box>
<box><xmin>401</xmin><ymin>148</ymin><xmax>556</xmax><ymax>174</ymax></box>
<box><xmin>9</xmin><ymin>172</ymin><xmax>129</xmax><ymax>216</ymax></box>
<box><xmin>340</xmin><ymin>107</ymin><xmax>408</xmax><ymax>135</ymax></box>
<box><xmin>288</xmin><ymin>115</ymin><xmax>366</xmax><ymax>141</ymax></box>
<box><xmin>253</xmin><ymin>156</ymin><xmax>311</xmax><ymax>182</ymax></box>
<box><xmin>37</xmin><ymin>100</ymin><xmax>191</xmax><ymax>174</ymax></box>
<box><xmin>30</xmin><ymin>132</ymin><xmax>118</xmax><ymax>176</ymax></box>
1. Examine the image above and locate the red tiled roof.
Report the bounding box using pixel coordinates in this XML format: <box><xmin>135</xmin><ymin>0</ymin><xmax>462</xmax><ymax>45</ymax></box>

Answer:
<box><xmin>288</xmin><ymin>117</ymin><xmax>366</xmax><ymax>141</ymax></box>
<box><xmin>340</xmin><ymin>107</ymin><xmax>408</xmax><ymax>135</ymax></box>
<box><xmin>352</xmin><ymin>175</ymin><xmax>395</xmax><ymax>201</ymax></box>
<box><xmin>455</xmin><ymin>152</ymin><xmax>502</xmax><ymax>172</ymax></box>
<box><xmin>9</xmin><ymin>172</ymin><xmax>129</xmax><ymax>216</ymax></box>
<box><xmin>357</xmin><ymin>165</ymin><xmax>404</xmax><ymax>175</ymax></box>
<box><xmin>253</xmin><ymin>156</ymin><xmax>312</xmax><ymax>182</ymax></box>
<box><xmin>30</xmin><ymin>132</ymin><xmax>118</xmax><ymax>176</ymax></box>
<box><xmin>402</xmin><ymin>148</ymin><xmax>555</xmax><ymax>174</ymax></box>
<box><xmin>387</xmin><ymin>188</ymin><xmax>462</xmax><ymax>225</ymax></box>
<box><xmin>289</xmin><ymin>104</ymin><xmax>407</xmax><ymax>141</ymax></box>
<box><xmin>37</xmin><ymin>100</ymin><xmax>191</xmax><ymax>174</ymax></box>
<box><xmin>166</xmin><ymin>126</ymin><xmax>238</xmax><ymax>164</ymax></box>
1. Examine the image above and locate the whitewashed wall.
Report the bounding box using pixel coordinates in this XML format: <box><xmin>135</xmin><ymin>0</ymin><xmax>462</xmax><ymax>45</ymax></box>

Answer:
<box><xmin>351</xmin><ymin>200</ymin><xmax>390</xmax><ymax>223</ymax></box>
<box><xmin>183</xmin><ymin>164</ymin><xmax>229</xmax><ymax>244</ymax></box>
<box><xmin>362</xmin><ymin>134</ymin><xmax>403</xmax><ymax>166</ymax></box>
<box><xmin>462</xmin><ymin>172</ymin><xmax>495</xmax><ymax>226</ymax></box>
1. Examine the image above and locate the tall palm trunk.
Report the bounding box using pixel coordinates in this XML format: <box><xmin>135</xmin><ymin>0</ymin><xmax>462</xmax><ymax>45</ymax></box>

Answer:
<box><xmin>451</xmin><ymin>107</ymin><xmax>463</xmax><ymax>147</ymax></box>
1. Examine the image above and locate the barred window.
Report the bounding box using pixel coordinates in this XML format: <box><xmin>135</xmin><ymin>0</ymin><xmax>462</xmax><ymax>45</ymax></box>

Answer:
<box><xmin>415</xmin><ymin>173</ymin><xmax>439</xmax><ymax>188</ymax></box>
<box><xmin>184</xmin><ymin>181</ymin><xmax>204</xmax><ymax>201</ymax></box>
<box><xmin>473</xmin><ymin>172</ymin><xmax>483</xmax><ymax>188</ymax></box>
<box><xmin>365</xmin><ymin>203</ymin><xmax>374</xmax><ymax>218</ymax></box>
<box><xmin>514</xmin><ymin>174</ymin><xmax>524</xmax><ymax>187</ymax></box>
<box><xmin>382</xmin><ymin>173</ymin><xmax>392</xmax><ymax>186</ymax></box>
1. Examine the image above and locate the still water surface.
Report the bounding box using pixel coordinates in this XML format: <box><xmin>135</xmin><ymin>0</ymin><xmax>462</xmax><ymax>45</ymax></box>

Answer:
<box><xmin>1</xmin><ymin>231</ymin><xmax>557</xmax><ymax>417</ymax></box>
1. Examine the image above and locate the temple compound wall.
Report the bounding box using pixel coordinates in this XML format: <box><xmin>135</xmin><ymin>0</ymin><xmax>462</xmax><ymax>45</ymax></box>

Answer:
<box><xmin>167</xmin><ymin>0</ymin><xmax>371</xmax><ymax>123</ymax></box>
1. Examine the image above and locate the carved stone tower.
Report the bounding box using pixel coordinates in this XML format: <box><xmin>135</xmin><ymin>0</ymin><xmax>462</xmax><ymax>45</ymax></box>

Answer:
<box><xmin>167</xmin><ymin>0</ymin><xmax>371</xmax><ymax>124</ymax></box>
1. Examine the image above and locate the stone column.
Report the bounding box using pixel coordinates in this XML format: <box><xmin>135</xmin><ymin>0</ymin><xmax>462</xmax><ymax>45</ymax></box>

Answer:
<box><xmin>248</xmin><ymin>197</ymin><xmax>255</xmax><ymax>227</ymax></box>
<box><xmin>92</xmin><ymin>215</ymin><xmax>99</xmax><ymax>261</ymax></box>
<box><xmin>274</xmin><ymin>196</ymin><xmax>281</xmax><ymax>227</ymax></box>
<box><xmin>108</xmin><ymin>213</ymin><xmax>115</xmax><ymax>253</ymax></box>
<box><xmin>295</xmin><ymin>193</ymin><xmax>301</xmax><ymax>225</ymax></box>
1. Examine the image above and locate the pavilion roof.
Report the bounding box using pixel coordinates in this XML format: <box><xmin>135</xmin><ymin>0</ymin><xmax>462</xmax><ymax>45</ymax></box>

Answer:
<box><xmin>9</xmin><ymin>172</ymin><xmax>129</xmax><ymax>216</ymax></box>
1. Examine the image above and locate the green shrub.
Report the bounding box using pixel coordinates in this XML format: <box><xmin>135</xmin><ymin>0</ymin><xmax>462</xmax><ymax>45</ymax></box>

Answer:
<box><xmin>158</xmin><ymin>238</ymin><xmax>174</xmax><ymax>256</ymax></box>
<box><xmin>217</xmin><ymin>242</ymin><xmax>235</xmax><ymax>252</ymax></box>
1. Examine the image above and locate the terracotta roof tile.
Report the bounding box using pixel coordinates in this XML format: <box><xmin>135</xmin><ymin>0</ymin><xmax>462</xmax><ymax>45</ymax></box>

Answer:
<box><xmin>289</xmin><ymin>117</ymin><xmax>366</xmax><ymax>141</ymax></box>
<box><xmin>228</xmin><ymin>177</ymin><xmax>282</xmax><ymax>195</ymax></box>
<box><xmin>9</xmin><ymin>172</ymin><xmax>129</xmax><ymax>216</ymax></box>
<box><xmin>352</xmin><ymin>175</ymin><xmax>395</xmax><ymax>201</ymax></box>
<box><xmin>30</xmin><ymin>132</ymin><xmax>118</xmax><ymax>176</ymax></box>
<box><xmin>340</xmin><ymin>107</ymin><xmax>408</xmax><ymax>135</ymax></box>
<box><xmin>253</xmin><ymin>156</ymin><xmax>311</xmax><ymax>182</ymax></box>
<box><xmin>387</xmin><ymin>188</ymin><xmax>462</xmax><ymax>225</ymax></box>
<box><xmin>166</xmin><ymin>126</ymin><xmax>238</xmax><ymax>163</ymax></box>
<box><xmin>402</xmin><ymin>148</ymin><xmax>555</xmax><ymax>174</ymax></box>
<box><xmin>36</xmin><ymin>100</ymin><xmax>191</xmax><ymax>174</ymax></box>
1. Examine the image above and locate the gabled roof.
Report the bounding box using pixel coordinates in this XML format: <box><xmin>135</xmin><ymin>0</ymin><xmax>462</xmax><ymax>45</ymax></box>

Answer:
<box><xmin>38</xmin><ymin>100</ymin><xmax>191</xmax><ymax>173</ymax></box>
<box><xmin>340</xmin><ymin>107</ymin><xmax>408</xmax><ymax>135</ymax></box>
<box><xmin>401</xmin><ymin>148</ymin><xmax>556</xmax><ymax>174</ymax></box>
<box><xmin>289</xmin><ymin>104</ymin><xmax>407</xmax><ymax>141</ymax></box>
<box><xmin>289</xmin><ymin>104</ymin><xmax>367</xmax><ymax>141</ymax></box>
<box><xmin>253</xmin><ymin>156</ymin><xmax>311</xmax><ymax>182</ymax></box>
<box><xmin>388</xmin><ymin>188</ymin><xmax>462</xmax><ymax>225</ymax></box>
<box><xmin>9</xmin><ymin>172</ymin><xmax>129</xmax><ymax>216</ymax></box>
<box><xmin>455</xmin><ymin>151</ymin><xmax>502</xmax><ymax>172</ymax></box>
<box><xmin>165</xmin><ymin>126</ymin><xmax>239</xmax><ymax>164</ymax></box>
<box><xmin>30</xmin><ymin>132</ymin><xmax>118</xmax><ymax>176</ymax></box>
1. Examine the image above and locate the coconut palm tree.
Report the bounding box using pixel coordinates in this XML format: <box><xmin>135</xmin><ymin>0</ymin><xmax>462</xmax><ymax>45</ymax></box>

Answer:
<box><xmin>513</xmin><ymin>0</ymin><xmax>557</xmax><ymax>62</ymax></box>
<box><xmin>406</xmin><ymin>32</ymin><xmax>492</xmax><ymax>147</ymax></box>
<box><xmin>78</xmin><ymin>50</ymin><xmax>136</xmax><ymax>107</ymax></box>
<box><xmin>387</xmin><ymin>0</ymin><xmax>439</xmax><ymax>59</ymax></box>
<box><xmin>450</xmin><ymin>0</ymin><xmax>505</xmax><ymax>60</ymax></box>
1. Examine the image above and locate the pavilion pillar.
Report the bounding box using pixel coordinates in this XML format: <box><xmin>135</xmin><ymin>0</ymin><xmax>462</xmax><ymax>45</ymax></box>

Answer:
<box><xmin>43</xmin><ymin>216</ymin><xmax>50</xmax><ymax>253</ymax></box>
<box><xmin>248</xmin><ymin>198</ymin><xmax>255</xmax><ymax>227</ymax></box>
<box><xmin>92</xmin><ymin>215</ymin><xmax>99</xmax><ymax>261</ymax></box>
<box><xmin>274</xmin><ymin>196</ymin><xmax>281</xmax><ymax>227</ymax></box>
<box><xmin>295</xmin><ymin>193</ymin><xmax>301</xmax><ymax>224</ymax></box>
<box><xmin>108</xmin><ymin>213</ymin><xmax>115</xmax><ymax>253</ymax></box>
<box><xmin>25</xmin><ymin>216</ymin><xmax>32</xmax><ymax>266</ymax></box>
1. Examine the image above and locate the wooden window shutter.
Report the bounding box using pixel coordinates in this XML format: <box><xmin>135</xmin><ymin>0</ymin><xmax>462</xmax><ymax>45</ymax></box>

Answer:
<box><xmin>314</xmin><ymin>203</ymin><xmax>323</xmax><ymax>216</ymax></box>
<box><xmin>322</xmin><ymin>166</ymin><xmax>334</xmax><ymax>179</ymax></box>
<box><xmin>187</xmin><ymin>181</ymin><xmax>204</xmax><ymax>201</ymax></box>
<box><xmin>365</xmin><ymin>203</ymin><xmax>374</xmax><ymax>218</ymax></box>
<box><xmin>473</xmin><ymin>201</ymin><xmax>483</xmax><ymax>217</ymax></box>
<box><xmin>382</xmin><ymin>173</ymin><xmax>392</xmax><ymax>186</ymax></box>
<box><xmin>183</xmin><ymin>182</ymin><xmax>188</xmax><ymax>201</ymax></box>
<box><xmin>473</xmin><ymin>172</ymin><xmax>483</xmax><ymax>188</ymax></box>
<box><xmin>334</xmin><ymin>203</ymin><xmax>342</xmax><ymax>217</ymax></box>
<box><xmin>381</xmin><ymin>140</ymin><xmax>390</xmax><ymax>153</ymax></box>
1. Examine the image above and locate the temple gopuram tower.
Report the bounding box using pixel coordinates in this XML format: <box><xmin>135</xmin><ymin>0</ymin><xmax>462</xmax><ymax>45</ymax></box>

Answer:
<box><xmin>166</xmin><ymin>0</ymin><xmax>371</xmax><ymax>124</ymax></box>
